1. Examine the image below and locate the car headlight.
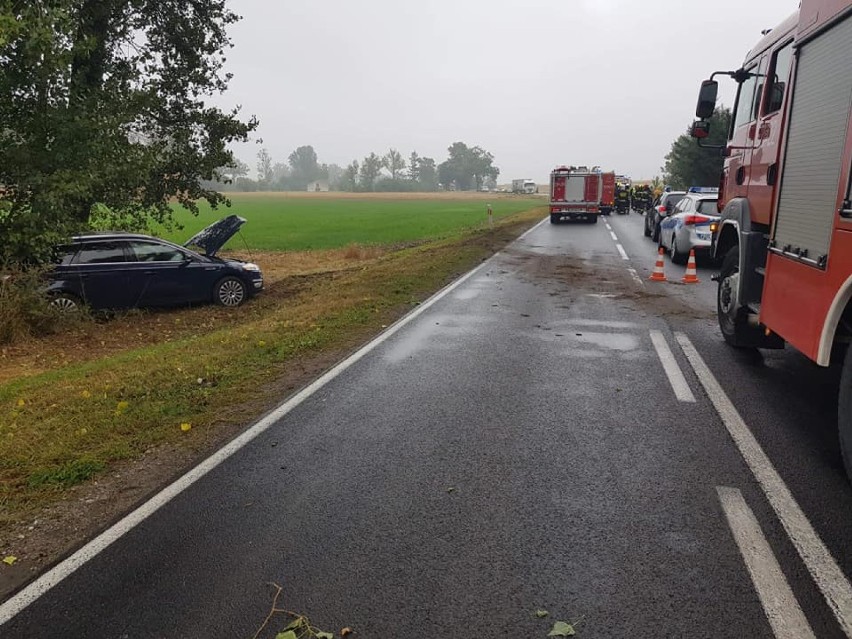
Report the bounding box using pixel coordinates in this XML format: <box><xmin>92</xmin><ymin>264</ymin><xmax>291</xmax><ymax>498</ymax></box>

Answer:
<box><xmin>242</xmin><ymin>263</ymin><xmax>261</xmax><ymax>272</ymax></box>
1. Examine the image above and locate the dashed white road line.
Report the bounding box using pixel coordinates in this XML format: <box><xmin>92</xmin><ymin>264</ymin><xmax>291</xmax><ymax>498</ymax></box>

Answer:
<box><xmin>609</xmin><ymin>230</ymin><xmax>618</xmax><ymax>241</ymax></box>
<box><xmin>616</xmin><ymin>243</ymin><xmax>629</xmax><ymax>261</ymax></box>
<box><xmin>627</xmin><ymin>267</ymin><xmax>645</xmax><ymax>288</ymax></box>
<box><xmin>649</xmin><ymin>330</ymin><xmax>696</xmax><ymax>403</ymax></box>
<box><xmin>676</xmin><ymin>333</ymin><xmax>852</xmax><ymax>637</ymax></box>
<box><xmin>717</xmin><ymin>486</ymin><xmax>816</xmax><ymax>639</ymax></box>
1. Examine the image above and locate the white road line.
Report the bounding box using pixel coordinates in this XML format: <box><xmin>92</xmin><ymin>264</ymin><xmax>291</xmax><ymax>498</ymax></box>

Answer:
<box><xmin>609</xmin><ymin>230</ymin><xmax>618</xmax><ymax>241</ymax></box>
<box><xmin>627</xmin><ymin>267</ymin><xmax>645</xmax><ymax>288</ymax></box>
<box><xmin>0</xmin><ymin>219</ymin><xmax>550</xmax><ymax>628</ymax></box>
<box><xmin>649</xmin><ymin>330</ymin><xmax>696</xmax><ymax>403</ymax></box>
<box><xmin>717</xmin><ymin>486</ymin><xmax>816</xmax><ymax>639</ymax></box>
<box><xmin>616</xmin><ymin>243</ymin><xmax>629</xmax><ymax>261</ymax></box>
<box><xmin>676</xmin><ymin>333</ymin><xmax>852</xmax><ymax>637</ymax></box>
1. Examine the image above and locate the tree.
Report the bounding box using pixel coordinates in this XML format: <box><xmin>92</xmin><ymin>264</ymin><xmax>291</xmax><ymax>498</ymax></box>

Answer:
<box><xmin>359</xmin><ymin>153</ymin><xmax>384</xmax><ymax>191</ymax></box>
<box><xmin>0</xmin><ymin>1</ymin><xmax>258</xmax><ymax>262</ymax></box>
<box><xmin>408</xmin><ymin>151</ymin><xmax>421</xmax><ymax>183</ymax></box>
<box><xmin>383</xmin><ymin>148</ymin><xmax>406</xmax><ymax>180</ymax></box>
<box><xmin>257</xmin><ymin>148</ymin><xmax>274</xmax><ymax>186</ymax></box>
<box><xmin>342</xmin><ymin>160</ymin><xmax>360</xmax><ymax>192</ymax></box>
<box><xmin>663</xmin><ymin>108</ymin><xmax>732</xmax><ymax>190</ymax></box>
<box><xmin>288</xmin><ymin>145</ymin><xmax>320</xmax><ymax>188</ymax></box>
<box><xmin>437</xmin><ymin>142</ymin><xmax>499</xmax><ymax>191</ymax></box>
<box><xmin>326</xmin><ymin>164</ymin><xmax>345</xmax><ymax>190</ymax></box>
<box><xmin>417</xmin><ymin>156</ymin><xmax>439</xmax><ymax>191</ymax></box>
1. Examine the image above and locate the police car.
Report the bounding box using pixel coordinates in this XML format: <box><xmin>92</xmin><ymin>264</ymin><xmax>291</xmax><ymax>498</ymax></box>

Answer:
<box><xmin>658</xmin><ymin>187</ymin><xmax>720</xmax><ymax>264</ymax></box>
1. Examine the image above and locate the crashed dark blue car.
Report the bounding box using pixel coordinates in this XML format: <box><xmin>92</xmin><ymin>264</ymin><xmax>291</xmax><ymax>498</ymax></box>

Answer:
<box><xmin>47</xmin><ymin>215</ymin><xmax>263</xmax><ymax>311</ymax></box>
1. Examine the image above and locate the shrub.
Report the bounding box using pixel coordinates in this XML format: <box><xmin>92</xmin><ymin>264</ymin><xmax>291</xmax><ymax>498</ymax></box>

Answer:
<box><xmin>0</xmin><ymin>265</ymin><xmax>82</xmax><ymax>344</ymax></box>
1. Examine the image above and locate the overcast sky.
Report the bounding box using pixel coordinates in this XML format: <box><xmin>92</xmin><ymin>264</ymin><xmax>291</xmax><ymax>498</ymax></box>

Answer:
<box><xmin>216</xmin><ymin>0</ymin><xmax>797</xmax><ymax>183</ymax></box>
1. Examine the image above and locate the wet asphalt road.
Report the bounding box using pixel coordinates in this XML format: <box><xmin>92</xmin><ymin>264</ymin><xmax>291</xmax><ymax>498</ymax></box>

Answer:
<box><xmin>4</xmin><ymin>211</ymin><xmax>852</xmax><ymax>638</ymax></box>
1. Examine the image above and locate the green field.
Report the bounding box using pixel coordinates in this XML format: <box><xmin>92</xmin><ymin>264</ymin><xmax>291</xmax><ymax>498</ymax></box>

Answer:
<box><xmin>161</xmin><ymin>193</ymin><xmax>543</xmax><ymax>251</ymax></box>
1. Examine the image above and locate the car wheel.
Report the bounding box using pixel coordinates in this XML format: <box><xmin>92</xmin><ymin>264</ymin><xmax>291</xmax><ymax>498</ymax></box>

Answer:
<box><xmin>49</xmin><ymin>292</ymin><xmax>82</xmax><ymax>314</ymax></box>
<box><xmin>670</xmin><ymin>238</ymin><xmax>687</xmax><ymax>265</ymax></box>
<box><xmin>214</xmin><ymin>276</ymin><xmax>247</xmax><ymax>307</ymax></box>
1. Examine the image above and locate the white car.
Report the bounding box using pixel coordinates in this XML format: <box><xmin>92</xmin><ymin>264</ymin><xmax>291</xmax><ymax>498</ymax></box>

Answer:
<box><xmin>658</xmin><ymin>192</ymin><xmax>720</xmax><ymax>264</ymax></box>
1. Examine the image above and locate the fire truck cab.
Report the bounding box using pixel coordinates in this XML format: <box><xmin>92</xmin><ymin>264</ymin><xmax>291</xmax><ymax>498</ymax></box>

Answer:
<box><xmin>691</xmin><ymin>0</ymin><xmax>852</xmax><ymax>475</ymax></box>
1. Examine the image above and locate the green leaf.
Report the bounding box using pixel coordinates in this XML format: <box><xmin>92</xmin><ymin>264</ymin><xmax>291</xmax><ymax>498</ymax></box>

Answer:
<box><xmin>316</xmin><ymin>632</ymin><xmax>334</xmax><ymax>639</ymax></box>
<box><xmin>547</xmin><ymin>621</ymin><xmax>576</xmax><ymax>637</ymax></box>
<box><xmin>283</xmin><ymin>617</ymin><xmax>305</xmax><ymax>631</ymax></box>
<box><xmin>275</xmin><ymin>631</ymin><xmax>298</xmax><ymax>639</ymax></box>
<box><xmin>535</xmin><ymin>609</ymin><xmax>549</xmax><ymax>618</ymax></box>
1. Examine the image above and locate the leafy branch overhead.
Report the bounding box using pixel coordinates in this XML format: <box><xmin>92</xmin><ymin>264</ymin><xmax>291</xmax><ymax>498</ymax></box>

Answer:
<box><xmin>0</xmin><ymin>0</ymin><xmax>258</xmax><ymax>262</ymax></box>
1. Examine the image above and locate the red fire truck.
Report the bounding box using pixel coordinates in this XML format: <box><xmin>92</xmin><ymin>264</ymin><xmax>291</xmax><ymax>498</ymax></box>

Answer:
<box><xmin>691</xmin><ymin>0</ymin><xmax>852</xmax><ymax>475</ymax></box>
<box><xmin>549</xmin><ymin>166</ymin><xmax>603</xmax><ymax>224</ymax></box>
<box><xmin>600</xmin><ymin>171</ymin><xmax>616</xmax><ymax>216</ymax></box>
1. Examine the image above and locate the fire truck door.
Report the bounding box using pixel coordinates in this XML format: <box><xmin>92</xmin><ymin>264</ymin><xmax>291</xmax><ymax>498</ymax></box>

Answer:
<box><xmin>726</xmin><ymin>58</ymin><xmax>765</xmax><ymax>200</ymax></box>
<box><xmin>749</xmin><ymin>43</ymin><xmax>794</xmax><ymax>224</ymax></box>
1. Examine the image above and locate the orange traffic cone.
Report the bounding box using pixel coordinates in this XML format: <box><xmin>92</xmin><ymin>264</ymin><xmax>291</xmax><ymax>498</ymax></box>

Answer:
<box><xmin>649</xmin><ymin>247</ymin><xmax>667</xmax><ymax>282</ymax></box>
<box><xmin>682</xmin><ymin>250</ymin><xmax>700</xmax><ymax>284</ymax></box>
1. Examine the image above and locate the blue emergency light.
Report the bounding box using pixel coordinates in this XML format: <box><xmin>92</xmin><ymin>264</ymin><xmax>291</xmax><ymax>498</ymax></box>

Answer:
<box><xmin>688</xmin><ymin>186</ymin><xmax>720</xmax><ymax>194</ymax></box>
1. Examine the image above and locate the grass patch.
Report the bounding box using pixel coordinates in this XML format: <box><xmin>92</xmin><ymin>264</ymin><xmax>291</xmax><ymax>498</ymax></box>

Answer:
<box><xmin>0</xmin><ymin>206</ymin><xmax>545</xmax><ymax>529</ymax></box>
<box><xmin>27</xmin><ymin>458</ymin><xmax>105</xmax><ymax>489</ymax></box>
<box><xmin>159</xmin><ymin>192</ymin><xmax>542</xmax><ymax>251</ymax></box>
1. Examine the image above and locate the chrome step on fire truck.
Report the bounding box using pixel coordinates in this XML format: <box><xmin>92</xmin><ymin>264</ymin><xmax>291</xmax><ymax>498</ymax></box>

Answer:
<box><xmin>691</xmin><ymin>0</ymin><xmax>852</xmax><ymax>476</ymax></box>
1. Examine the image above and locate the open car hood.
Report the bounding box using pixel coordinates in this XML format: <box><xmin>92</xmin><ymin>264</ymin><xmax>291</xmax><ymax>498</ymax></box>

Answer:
<box><xmin>183</xmin><ymin>215</ymin><xmax>245</xmax><ymax>257</ymax></box>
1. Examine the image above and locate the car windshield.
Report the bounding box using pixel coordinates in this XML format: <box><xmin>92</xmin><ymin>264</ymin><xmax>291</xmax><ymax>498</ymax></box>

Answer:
<box><xmin>697</xmin><ymin>199</ymin><xmax>718</xmax><ymax>214</ymax></box>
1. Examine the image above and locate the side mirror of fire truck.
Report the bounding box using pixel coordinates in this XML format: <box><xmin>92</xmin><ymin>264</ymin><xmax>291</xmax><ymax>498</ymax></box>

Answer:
<box><xmin>696</xmin><ymin>80</ymin><xmax>718</xmax><ymax>119</ymax></box>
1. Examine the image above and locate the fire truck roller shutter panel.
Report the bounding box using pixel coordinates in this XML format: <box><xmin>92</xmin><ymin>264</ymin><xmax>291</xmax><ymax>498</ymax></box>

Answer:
<box><xmin>773</xmin><ymin>14</ymin><xmax>852</xmax><ymax>266</ymax></box>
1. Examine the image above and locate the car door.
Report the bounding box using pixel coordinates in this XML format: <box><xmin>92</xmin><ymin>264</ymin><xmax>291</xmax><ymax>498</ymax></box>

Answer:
<box><xmin>662</xmin><ymin>198</ymin><xmax>687</xmax><ymax>248</ymax></box>
<box><xmin>71</xmin><ymin>241</ymin><xmax>135</xmax><ymax>309</ymax></box>
<box><xmin>674</xmin><ymin>198</ymin><xmax>696</xmax><ymax>246</ymax></box>
<box><xmin>128</xmin><ymin>240</ymin><xmax>207</xmax><ymax>306</ymax></box>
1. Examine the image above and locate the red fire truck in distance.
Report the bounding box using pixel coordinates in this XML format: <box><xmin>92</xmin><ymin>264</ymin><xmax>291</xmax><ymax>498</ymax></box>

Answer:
<box><xmin>691</xmin><ymin>0</ymin><xmax>852</xmax><ymax>475</ymax></box>
<box><xmin>549</xmin><ymin>166</ymin><xmax>614</xmax><ymax>224</ymax></box>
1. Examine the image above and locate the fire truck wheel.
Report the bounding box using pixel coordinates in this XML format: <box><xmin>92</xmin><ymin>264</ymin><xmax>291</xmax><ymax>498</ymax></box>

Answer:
<box><xmin>590</xmin><ymin>215</ymin><xmax>599</xmax><ymax>224</ymax></box>
<box><xmin>550</xmin><ymin>214</ymin><xmax>560</xmax><ymax>225</ymax></box>
<box><xmin>838</xmin><ymin>351</ymin><xmax>852</xmax><ymax>481</ymax></box>
<box><xmin>717</xmin><ymin>246</ymin><xmax>754</xmax><ymax>347</ymax></box>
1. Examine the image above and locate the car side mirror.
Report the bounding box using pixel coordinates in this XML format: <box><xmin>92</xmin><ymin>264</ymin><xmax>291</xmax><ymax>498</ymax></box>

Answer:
<box><xmin>696</xmin><ymin>80</ymin><xmax>718</xmax><ymax>119</ymax></box>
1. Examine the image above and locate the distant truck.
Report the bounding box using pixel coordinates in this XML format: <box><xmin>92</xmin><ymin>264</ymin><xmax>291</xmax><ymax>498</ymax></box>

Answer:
<box><xmin>512</xmin><ymin>179</ymin><xmax>537</xmax><ymax>194</ymax></box>
<box><xmin>549</xmin><ymin>166</ymin><xmax>601</xmax><ymax>224</ymax></box>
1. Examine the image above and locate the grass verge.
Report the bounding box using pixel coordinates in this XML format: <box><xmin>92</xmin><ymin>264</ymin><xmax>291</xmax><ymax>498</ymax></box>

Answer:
<box><xmin>0</xmin><ymin>208</ymin><xmax>545</xmax><ymax>532</ymax></box>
